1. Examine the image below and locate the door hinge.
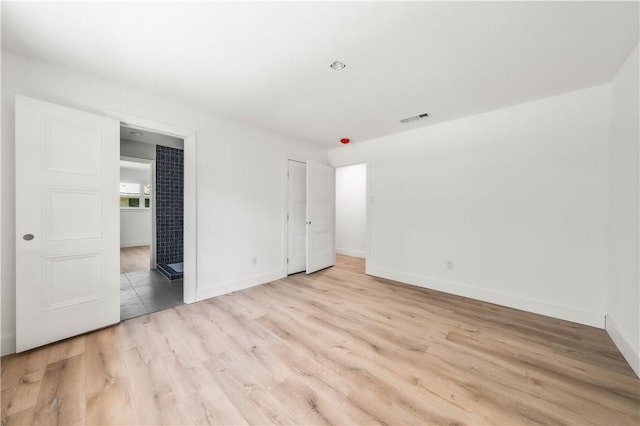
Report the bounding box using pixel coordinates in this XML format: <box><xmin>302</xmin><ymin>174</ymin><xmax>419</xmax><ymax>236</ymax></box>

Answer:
<box><xmin>287</xmin><ymin>171</ymin><xmax>290</xmax><ymax>178</ymax></box>
<box><xmin>287</xmin><ymin>214</ymin><xmax>289</xmax><ymax>221</ymax></box>
<box><xmin>287</xmin><ymin>258</ymin><xmax>289</xmax><ymax>264</ymax></box>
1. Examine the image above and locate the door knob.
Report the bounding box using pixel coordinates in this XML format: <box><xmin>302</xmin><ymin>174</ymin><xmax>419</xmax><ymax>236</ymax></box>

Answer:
<box><xmin>23</xmin><ymin>234</ymin><xmax>34</xmax><ymax>241</ymax></box>
<box><xmin>306</xmin><ymin>221</ymin><xmax>311</xmax><ymax>225</ymax></box>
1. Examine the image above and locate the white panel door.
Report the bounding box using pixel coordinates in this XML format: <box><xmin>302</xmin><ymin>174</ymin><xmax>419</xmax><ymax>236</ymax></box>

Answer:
<box><xmin>287</xmin><ymin>160</ymin><xmax>306</xmax><ymax>274</ymax></box>
<box><xmin>306</xmin><ymin>161</ymin><xmax>335</xmax><ymax>274</ymax></box>
<box><xmin>15</xmin><ymin>96</ymin><xmax>120</xmax><ymax>352</ymax></box>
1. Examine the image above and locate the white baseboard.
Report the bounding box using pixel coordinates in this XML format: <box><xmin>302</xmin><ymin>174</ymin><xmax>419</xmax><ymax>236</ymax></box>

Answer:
<box><xmin>196</xmin><ymin>269</ymin><xmax>285</xmax><ymax>301</ymax></box>
<box><xmin>367</xmin><ymin>266</ymin><xmax>605</xmax><ymax>328</ymax></box>
<box><xmin>1</xmin><ymin>333</ymin><xmax>16</xmax><ymax>356</ymax></box>
<box><xmin>606</xmin><ymin>315</ymin><xmax>640</xmax><ymax>378</ymax></box>
<box><xmin>336</xmin><ymin>248</ymin><xmax>366</xmax><ymax>258</ymax></box>
<box><xmin>120</xmin><ymin>241</ymin><xmax>151</xmax><ymax>248</ymax></box>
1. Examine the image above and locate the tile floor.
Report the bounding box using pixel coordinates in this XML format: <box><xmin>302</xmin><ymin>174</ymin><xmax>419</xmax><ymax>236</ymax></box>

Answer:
<box><xmin>120</xmin><ymin>269</ymin><xmax>183</xmax><ymax>320</ymax></box>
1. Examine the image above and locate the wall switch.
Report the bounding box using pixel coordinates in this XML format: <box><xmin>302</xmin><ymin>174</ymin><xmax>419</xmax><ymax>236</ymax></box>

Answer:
<box><xmin>447</xmin><ymin>260</ymin><xmax>453</xmax><ymax>270</ymax></box>
<box><xmin>252</xmin><ymin>256</ymin><xmax>257</xmax><ymax>265</ymax></box>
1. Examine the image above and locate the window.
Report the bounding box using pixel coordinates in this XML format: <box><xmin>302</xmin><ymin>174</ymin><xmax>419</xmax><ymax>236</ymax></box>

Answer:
<box><xmin>120</xmin><ymin>182</ymin><xmax>151</xmax><ymax>209</ymax></box>
<box><xmin>120</xmin><ymin>182</ymin><xmax>141</xmax><ymax>195</ymax></box>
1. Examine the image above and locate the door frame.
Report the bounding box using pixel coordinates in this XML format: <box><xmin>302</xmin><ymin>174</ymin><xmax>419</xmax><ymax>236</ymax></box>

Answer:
<box><xmin>285</xmin><ymin>159</ymin><xmax>307</xmax><ymax>275</ymax></box>
<box><xmin>282</xmin><ymin>154</ymin><xmax>309</xmax><ymax>275</ymax></box>
<box><xmin>120</xmin><ymin>155</ymin><xmax>156</xmax><ymax>269</ymax></box>
<box><xmin>109</xmin><ymin>112</ymin><xmax>197</xmax><ymax>304</ymax></box>
<box><xmin>334</xmin><ymin>162</ymin><xmax>369</xmax><ymax>260</ymax></box>
<box><xmin>332</xmin><ymin>161</ymin><xmax>370</xmax><ymax>271</ymax></box>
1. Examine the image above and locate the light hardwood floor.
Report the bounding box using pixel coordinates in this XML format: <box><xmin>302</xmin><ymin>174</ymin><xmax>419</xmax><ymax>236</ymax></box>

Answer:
<box><xmin>120</xmin><ymin>246</ymin><xmax>151</xmax><ymax>273</ymax></box>
<box><xmin>2</xmin><ymin>255</ymin><xmax>639</xmax><ymax>425</ymax></box>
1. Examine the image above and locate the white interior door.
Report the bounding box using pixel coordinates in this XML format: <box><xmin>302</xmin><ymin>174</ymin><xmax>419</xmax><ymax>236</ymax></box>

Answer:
<box><xmin>287</xmin><ymin>160</ymin><xmax>306</xmax><ymax>274</ymax></box>
<box><xmin>16</xmin><ymin>96</ymin><xmax>120</xmax><ymax>352</ymax></box>
<box><xmin>306</xmin><ymin>161</ymin><xmax>335</xmax><ymax>274</ymax></box>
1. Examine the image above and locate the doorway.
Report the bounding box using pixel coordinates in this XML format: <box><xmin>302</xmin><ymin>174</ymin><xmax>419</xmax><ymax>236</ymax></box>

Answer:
<box><xmin>285</xmin><ymin>158</ymin><xmax>337</xmax><ymax>275</ymax></box>
<box><xmin>335</xmin><ymin>163</ymin><xmax>367</xmax><ymax>260</ymax></box>
<box><xmin>110</xmin><ymin>111</ymin><xmax>197</xmax><ymax>306</ymax></box>
<box><xmin>119</xmin><ymin>126</ymin><xmax>185</xmax><ymax>320</ymax></box>
<box><xmin>119</xmin><ymin>157</ymin><xmax>153</xmax><ymax>272</ymax></box>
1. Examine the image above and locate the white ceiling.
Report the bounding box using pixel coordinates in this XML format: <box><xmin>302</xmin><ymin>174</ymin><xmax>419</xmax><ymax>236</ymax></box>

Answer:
<box><xmin>2</xmin><ymin>1</ymin><xmax>638</xmax><ymax>147</ymax></box>
<box><xmin>120</xmin><ymin>125</ymin><xmax>184</xmax><ymax>149</ymax></box>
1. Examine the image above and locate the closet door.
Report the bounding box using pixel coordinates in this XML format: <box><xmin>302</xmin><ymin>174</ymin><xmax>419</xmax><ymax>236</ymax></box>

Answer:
<box><xmin>287</xmin><ymin>160</ymin><xmax>306</xmax><ymax>274</ymax></box>
<box><xmin>306</xmin><ymin>161</ymin><xmax>335</xmax><ymax>274</ymax></box>
<box><xmin>15</xmin><ymin>95</ymin><xmax>120</xmax><ymax>352</ymax></box>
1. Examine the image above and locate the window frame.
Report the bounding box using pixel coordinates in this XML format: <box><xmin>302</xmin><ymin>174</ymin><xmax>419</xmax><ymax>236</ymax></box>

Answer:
<box><xmin>119</xmin><ymin>182</ymin><xmax>151</xmax><ymax>210</ymax></box>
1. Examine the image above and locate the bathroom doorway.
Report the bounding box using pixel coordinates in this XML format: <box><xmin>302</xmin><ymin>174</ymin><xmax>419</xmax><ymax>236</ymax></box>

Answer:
<box><xmin>119</xmin><ymin>126</ymin><xmax>185</xmax><ymax>320</ymax></box>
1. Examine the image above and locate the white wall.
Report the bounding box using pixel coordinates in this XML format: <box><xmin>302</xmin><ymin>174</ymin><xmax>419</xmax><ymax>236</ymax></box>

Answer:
<box><xmin>120</xmin><ymin>209</ymin><xmax>152</xmax><ymax>248</ymax></box>
<box><xmin>0</xmin><ymin>12</ymin><xmax>3</xmax><ymax>357</ymax></box>
<box><xmin>1</xmin><ymin>51</ymin><xmax>326</xmax><ymax>354</ymax></box>
<box><xmin>120</xmin><ymin>165</ymin><xmax>152</xmax><ymax>248</ymax></box>
<box><xmin>121</xmin><ymin>139</ymin><xmax>156</xmax><ymax>160</ymax></box>
<box><xmin>607</xmin><ymin>44</ymin><xmax>639</xmax><ymax>377</ymax></box>
<box><xmin>335</xmin><ymin>164</ymin><xmax>367</xmax><ymax>258</ymax></box>
<box><xmin>330</xmin><ymin>84</ymin><xmax>611</xmax><ymax>328</ymax></box>
<box><xmin>120</xmin><ymin>165</ymin><xmax>150</xmax><ymax>186</ymax></box>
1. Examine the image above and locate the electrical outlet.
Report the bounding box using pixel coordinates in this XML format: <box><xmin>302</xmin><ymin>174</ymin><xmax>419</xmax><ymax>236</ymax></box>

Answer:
<box><xmin>447</xmin><ymin>260</ymin><xmax>453</xmax><ymax>270</ymax></box>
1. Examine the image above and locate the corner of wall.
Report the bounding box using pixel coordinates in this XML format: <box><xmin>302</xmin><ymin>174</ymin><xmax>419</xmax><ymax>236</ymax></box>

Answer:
<box><xmin>195</xmin><ymin>269</ymin><xmax>286</xmax><ymax>302</ymax></box>
<box><xmin>336</xmin><ymin>248</ymin><xmax>366</xmax><ymax>258</ymax></box>
<box><xmin>606</xmin><ymin>41</ymin><xmax>640</xmax><ymax>378</ymax></box>
<box><xmin>1</xmin><ymin>333</ymin><xmax>15</xmax><ymax>357</ymax></box>
<box><xmin>606</xmin><ymin>315</ymin><xmax>640</xmax><ymax>378</ymax></box>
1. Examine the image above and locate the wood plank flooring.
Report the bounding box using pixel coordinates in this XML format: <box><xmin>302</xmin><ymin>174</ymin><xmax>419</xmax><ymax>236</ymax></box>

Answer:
<box><xmin>2</xmin><ymin>255</ymin><xmax>639</xmax><ymax>425</ymax></box>
<box><xmin>120</xmin><ymin>246</ymin><xmax>150</xmax><ymax>273</ymax></box>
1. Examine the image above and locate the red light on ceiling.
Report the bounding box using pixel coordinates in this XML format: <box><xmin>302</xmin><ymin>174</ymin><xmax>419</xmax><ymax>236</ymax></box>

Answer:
<box><xmin>340</xmin><ymin>138</ymin><xmax>350</xmax><ymax>144</ymax></box>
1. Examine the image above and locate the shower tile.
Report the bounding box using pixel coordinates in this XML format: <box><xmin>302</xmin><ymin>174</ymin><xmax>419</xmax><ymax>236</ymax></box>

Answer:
<box><xmin>156</xmin><ymin>145</ymin><xmax>184</xmax><ymax>281</ymax></box>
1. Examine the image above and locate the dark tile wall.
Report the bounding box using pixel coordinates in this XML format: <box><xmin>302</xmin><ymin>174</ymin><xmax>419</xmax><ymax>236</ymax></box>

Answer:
<box><xmin>156</xmin><ymin>145</ymin><xmax>184</xmax><ymax>280</ymax></box>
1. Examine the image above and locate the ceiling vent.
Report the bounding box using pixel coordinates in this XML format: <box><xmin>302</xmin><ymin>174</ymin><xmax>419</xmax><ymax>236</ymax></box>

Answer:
<box><xmin>400</xmin><ymin>112</ymin><xmax>429</xmax><ymax>124</ymax></box>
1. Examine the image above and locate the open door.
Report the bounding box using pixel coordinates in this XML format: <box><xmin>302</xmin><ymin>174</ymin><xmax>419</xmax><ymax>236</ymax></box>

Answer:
<box><xmin>306</xmin><ymin>161</ymin><xmax>335</xmax><ymax>274</ymax></box>
<box><xmin>15</xmin><ymin>96</ymin><xmax>120</xmax><ymax>352</ymax></box>
<box><xmin>287</xmin><ymin>160</ymin><xmax>307</xmax><ymax>274</ymax></box>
